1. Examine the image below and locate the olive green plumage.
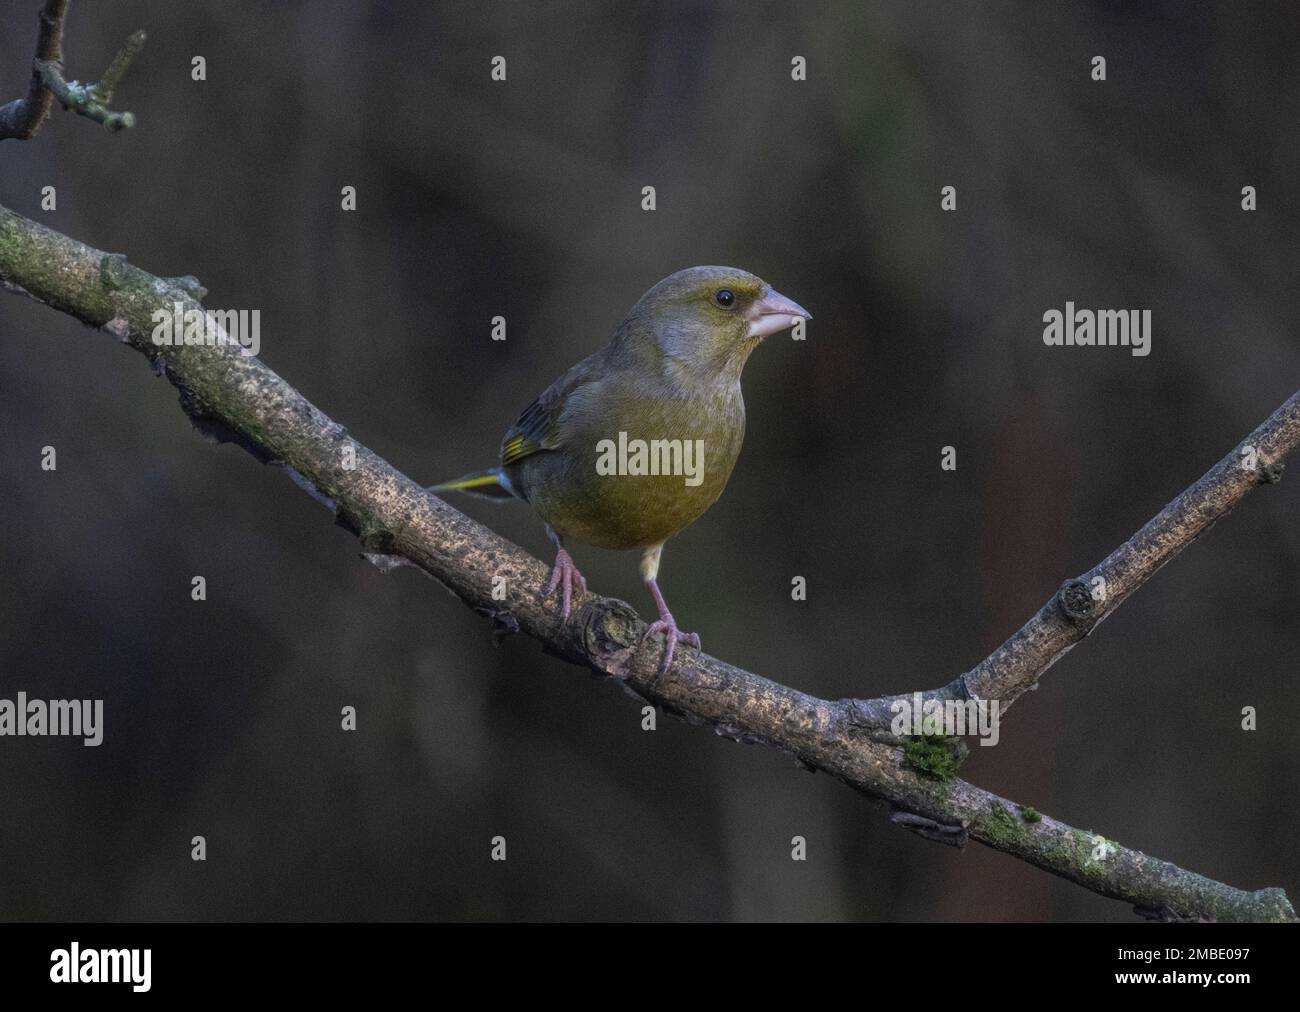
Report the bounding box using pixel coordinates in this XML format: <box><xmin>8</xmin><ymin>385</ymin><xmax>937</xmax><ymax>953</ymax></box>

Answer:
<box><xmin>433</xmin><ymin>265</ymin><xmax>810</xmax><ymax>667</ymax></box>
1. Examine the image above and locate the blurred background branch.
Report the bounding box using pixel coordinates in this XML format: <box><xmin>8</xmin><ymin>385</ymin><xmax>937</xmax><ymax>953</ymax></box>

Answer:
<box><xmin>0</xmin><ymin>0</ymin><xmax>66</xmax><ymax>140</ymax></box>
<box><xmin>34</xmin><ymin>25</ymin><xmax>144</xmax><ymax>133</ymax></box>
<box><xmin>1</xmin><ymin>0</ymin><xmax>142</xmax><ymax>139</ymax></box>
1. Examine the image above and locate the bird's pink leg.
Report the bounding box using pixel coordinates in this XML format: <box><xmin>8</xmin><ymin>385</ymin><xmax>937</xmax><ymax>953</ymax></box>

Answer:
<box><xmin>543</xmin><ymin>532</ymin><xmax>587</xmax><ymax>620</ymax></box>
<box><xmin>640</xmin><ymin>577</ymin><xmax>701</xmax><ymax>672</ymax></box>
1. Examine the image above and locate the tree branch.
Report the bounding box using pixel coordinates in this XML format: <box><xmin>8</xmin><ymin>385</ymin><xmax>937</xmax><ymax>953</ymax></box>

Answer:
<box><xmin>0</xmin><ymin>0</ymin><xmax>68</xmax><ymax>141</ymax></box>
<box><xmin>0</xmin><ymin>2</ymin><xmax>143</xmax><ymax>141</ymax></box>
<box><xmin>35</xmin><ymin>26</ymin><xmax>145</xmax><ymax>133</ymax></box>
<box><xmin>849</xmin><ymin>392</ymin><xmax>1299</xmax><ymax>733</ymax></box>
<box><xmin>0</xmin><ymin>202</ymin><xmax>1295</xmax><ymax>922</ymax></box>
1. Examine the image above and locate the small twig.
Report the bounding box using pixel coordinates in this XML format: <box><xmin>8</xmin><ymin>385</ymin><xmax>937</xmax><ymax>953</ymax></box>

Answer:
<box><xmin>890</xmin><ymin>810</ymin><xmax>969</xmax><ymax>847</ymax></box>
<box><xmin>0</xmin><ymin>0</ymin><xmax>69</xmax><ymax>141</ymax></box>
<box><xmin>37</xmin><ymin>28</ymin><xmax>146</xmax><ymax>132</ymax></box>
<box><xmin>0</xmin><ymin>2</ymin><xmax>144</xmax><ymax>140</ymax></box>
<box><xmin>90</xmin><ymin>28</ymin><xmax>145</xmax><ymax>106</ymax></box>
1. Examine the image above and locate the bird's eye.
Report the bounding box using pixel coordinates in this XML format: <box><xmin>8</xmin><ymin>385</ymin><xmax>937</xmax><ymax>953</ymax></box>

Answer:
<box><xmin>714</xmin><ymin>288</ymin><xmax>735</xmax><ymax>308</ymax></box>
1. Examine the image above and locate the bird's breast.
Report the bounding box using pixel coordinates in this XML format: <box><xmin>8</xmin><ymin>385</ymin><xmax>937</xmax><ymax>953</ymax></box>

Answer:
<box><xmin>514</xmin><ymin>388</ymin><xmax>746</xmax><ymax>550</ymax></box>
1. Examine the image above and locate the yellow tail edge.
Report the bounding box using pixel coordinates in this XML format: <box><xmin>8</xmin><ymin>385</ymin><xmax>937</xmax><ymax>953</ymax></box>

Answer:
<box><xmin>429</xmin><ymin>468</ymin><xmax>516</xmax><ymax>501</ymax></box>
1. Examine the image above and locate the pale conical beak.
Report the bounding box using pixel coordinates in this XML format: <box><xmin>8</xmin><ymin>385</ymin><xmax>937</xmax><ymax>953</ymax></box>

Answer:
<box><xmin>745</xmin><ymin>287</ymin><xmax>812</xmax><ymax>340</ymax></box>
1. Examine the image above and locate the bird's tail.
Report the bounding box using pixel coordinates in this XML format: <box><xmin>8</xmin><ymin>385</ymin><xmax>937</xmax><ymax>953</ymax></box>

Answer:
<box><xmin>429</xmin><ymin>467</ymin><xmax>517</xmax><ymax>501</ymax></box>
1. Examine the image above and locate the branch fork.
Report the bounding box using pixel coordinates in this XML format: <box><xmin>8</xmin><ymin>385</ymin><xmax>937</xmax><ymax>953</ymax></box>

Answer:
<box><xmin>0</xmin><ymin>1</ymin><xmax>143</xmax><ymax>141</ymax></box>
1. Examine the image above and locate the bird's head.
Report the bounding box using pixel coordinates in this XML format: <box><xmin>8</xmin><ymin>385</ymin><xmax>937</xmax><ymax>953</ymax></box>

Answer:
<box><xmin>618</xmin><ymin>265</ymin><xmax>811</xmax><ymax>379</ymax></box>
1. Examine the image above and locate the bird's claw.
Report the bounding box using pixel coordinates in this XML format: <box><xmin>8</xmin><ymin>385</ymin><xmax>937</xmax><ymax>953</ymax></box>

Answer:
<box><xmin>544</xmin><ymin>547</ymin><xmax>587</xmax><ymax>620</ymax></box>
<box><xmin>640</xmin><ymin>616</ymin><xmax>701</xmax><ymax>672</ymax></box>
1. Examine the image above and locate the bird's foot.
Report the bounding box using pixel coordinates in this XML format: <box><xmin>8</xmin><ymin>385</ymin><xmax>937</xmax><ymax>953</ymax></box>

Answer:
<box><xmin>639</xmin><ymin>613</ymin><xmax>701</xmax><ymax>673</ymax></box>
<box><xmin>543</xmin><ymin>546</ymin><xmax>587</xmax><ymax>620</ymax></box>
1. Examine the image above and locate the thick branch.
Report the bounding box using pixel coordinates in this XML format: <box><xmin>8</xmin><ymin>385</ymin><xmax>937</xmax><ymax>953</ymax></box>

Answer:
<box><xmin>0</xmin><ymin>203</ymin><xmax>1294</xmax><ymax>922</ymax></box>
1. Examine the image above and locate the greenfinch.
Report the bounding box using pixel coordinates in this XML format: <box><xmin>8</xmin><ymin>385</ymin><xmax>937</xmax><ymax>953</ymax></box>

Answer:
<box><xmin>433</xmin><ymin>266</ymin><xmax>811</xmax><ymax>670</ymax></box>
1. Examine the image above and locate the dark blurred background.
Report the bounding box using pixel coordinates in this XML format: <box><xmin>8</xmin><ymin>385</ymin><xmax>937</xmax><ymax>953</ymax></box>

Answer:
<box><xmin>1</xmin><ymin>0</ymin><xmax>1297</xmax><ymax>922</ymax></box>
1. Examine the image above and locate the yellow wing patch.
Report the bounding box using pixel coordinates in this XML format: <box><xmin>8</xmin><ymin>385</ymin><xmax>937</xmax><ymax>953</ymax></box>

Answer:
<box><xmin>501</xmin><ymin>433</ymin><xmax>533</xmax><ymax>465</ymax></box>
<box><xmin>500</xmin><ymin>396</ymin><xmax>562</xmax><ymax>465</ymax></box>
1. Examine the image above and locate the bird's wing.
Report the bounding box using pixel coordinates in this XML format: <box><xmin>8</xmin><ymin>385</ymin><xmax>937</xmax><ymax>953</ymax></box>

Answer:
<box><xmin>499</xmin><ymin>356</ymin><xmax>602</xmax><ymax>466</ymax></box>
